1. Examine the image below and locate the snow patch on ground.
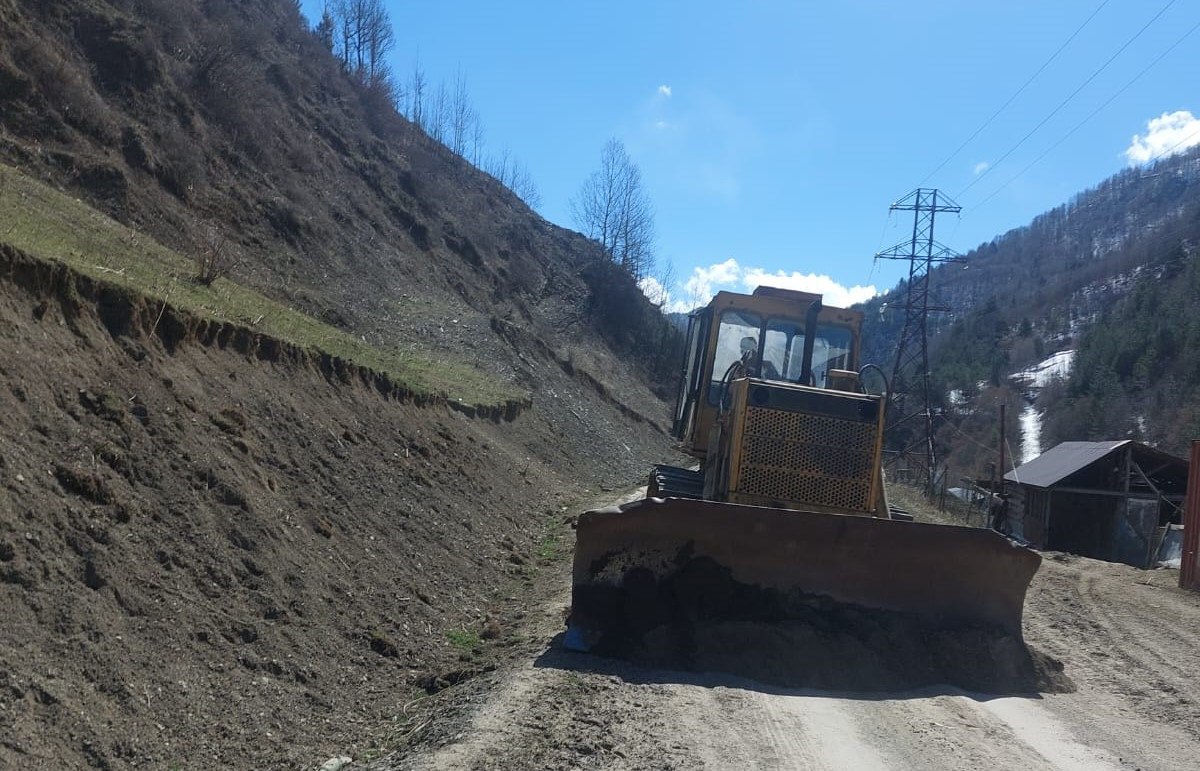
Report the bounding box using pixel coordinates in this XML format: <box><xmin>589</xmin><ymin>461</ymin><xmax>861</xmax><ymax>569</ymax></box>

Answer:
<box><xmin>1019</xmin><ymin>403</ymin><xmax>1042</xmax><ymax>464</ymax></box>
<box><xmin>1012</xmin><ymin>350</ymin><xmax>1075</xmax><ymax>390</ymax></box>
<box><xmin>1011</xmin><ymin>350</ymin><xmax>1074</xmax><ymax>463</ymax></box>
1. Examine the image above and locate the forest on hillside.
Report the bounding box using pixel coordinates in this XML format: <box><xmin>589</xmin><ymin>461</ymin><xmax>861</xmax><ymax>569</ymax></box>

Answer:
<box><xmin>860</xmin><ymin>146</ymin><xmax>1200</xmax><ymax>479</ymax></box>
<box><xmin>1044</xmin><ymin>234</ymin><xmax>1200</xmax><ymax>452</ymax></box>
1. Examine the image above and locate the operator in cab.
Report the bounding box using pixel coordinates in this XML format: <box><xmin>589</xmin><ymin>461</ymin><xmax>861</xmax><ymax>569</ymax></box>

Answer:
<box><xmin>739</xmin><ymin>335</ymin><xmax>781</xmax><ymax>380</ymax></box>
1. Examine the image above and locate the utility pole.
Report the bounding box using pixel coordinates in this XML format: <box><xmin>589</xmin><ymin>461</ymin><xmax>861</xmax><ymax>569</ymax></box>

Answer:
<box><xmin>999</xmin><ymin>402</ymin><xmax>1007</xmax><ymax>500</ymax></box>
<box><xmin>997</xmin><ymin>402</ymin><xmax>1008</xmax><ymax>533</ymax></box>
<box><xmin>875</xmin><ymin>188</ymin><xmax>963</xmax><ymax>496</ymax></box>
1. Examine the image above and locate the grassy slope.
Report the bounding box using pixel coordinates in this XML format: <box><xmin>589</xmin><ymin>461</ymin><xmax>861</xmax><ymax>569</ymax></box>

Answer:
<box><xmin>0</xmin><ymin>162</ymin><xmax>519</xmax><ymax>406</ymax></box>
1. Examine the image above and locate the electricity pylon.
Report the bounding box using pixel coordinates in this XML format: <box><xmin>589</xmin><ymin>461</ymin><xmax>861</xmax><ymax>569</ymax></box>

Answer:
<box><xmin>875</xmin><ymin>188</ymin><xmax>963</xmax><ymax>495</ymax></box>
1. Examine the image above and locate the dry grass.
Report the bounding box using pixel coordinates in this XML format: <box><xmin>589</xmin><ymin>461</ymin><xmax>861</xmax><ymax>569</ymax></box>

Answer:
<box><xmin>0</xmin><ymin>162</ymin><xmax>521</xmax><ymax>406</ymax></box>
<box><xmin>887</xmin><ymin>482</ymin><xmax>985</xmax><ymax>527</ymax></box>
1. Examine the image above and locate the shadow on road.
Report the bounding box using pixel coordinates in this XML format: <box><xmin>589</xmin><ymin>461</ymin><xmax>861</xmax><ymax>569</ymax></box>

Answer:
<box><xmin>533</xmin><ymin>630</ymin><xmax>1067</xmax><ymax>701</ymax></box>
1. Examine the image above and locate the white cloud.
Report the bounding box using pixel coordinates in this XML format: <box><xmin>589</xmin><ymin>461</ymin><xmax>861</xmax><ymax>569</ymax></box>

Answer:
<box><xmin>654</xmin><ymin>120</ymin><xmax>672</xmax><ymax>131</ymax></box>
<box><xmin>972</xmin><ymin>161</ymin><xmax>990</xmax><ymax>176</ymax></box>
<box><xmin>659</xmin><ymin>258</ymin><xmax>877</xmax><ymax>314</ymax></box>
<box><xmin>740</xmin><ymin>269</ymin><xmax>878</xmax><ymax>308</ymax></box>
<box><xmin>682</xmin><ymin>258</ymin><xmax>740</xmax><ymax>305</ymax></box>
<box><xmin>1124</xmin><ymin>110</ymin><xmax>1200</xmax><ymax>165</ymax></box>
<box><xmin>638</xmin><ymin>275</ymin><xmax>670</xmax><ymax>306</ymax></box>
<box><xmin>657</xmin><ymin>84</ymin><xmax>672</xmax><ymax>97</ymax></box>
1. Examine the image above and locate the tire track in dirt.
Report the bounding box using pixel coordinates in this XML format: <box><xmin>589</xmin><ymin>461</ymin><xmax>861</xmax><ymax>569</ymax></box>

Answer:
<box><xmin>977</xmin><ymin>697</ymin><xmax>1125</xmax><ymax>770</ymax></box>
<box><xmin>662</xmin><ymin>684</ymin><xmax>1125</xmax><ymax>770</ymax></box>
<box><xmin>849</xmin><ymin>692</ymin><xmax>1046</xmax><ymax>770</ymax></box>
<box><xmin>661</xmin><ymin>684</ymin><xmax>882</xmax><ymax>769</ymax></box>
<box><xmin>749</xmin><ymin>691</ymin><xmax>889</xmax><ymax>768</ymax></box>
<box><xmin>1022</xmin><ymin>554</ymin><xmax>1200</xmax><ymax>769</ymax></box>
<box><xmin>418</xmin><ymin>648</ymin><xmax>548</xmax><ymax>770</ymax></box>
<box><xmin>1040</xmin><ymin>559</ymin><xmax>1200</xmax><ymax>699</ymax></box>
<box><xmin>1075</xmin><ymin>570</ymin><xmax>1200</xmax><ymax>726</ymax></box>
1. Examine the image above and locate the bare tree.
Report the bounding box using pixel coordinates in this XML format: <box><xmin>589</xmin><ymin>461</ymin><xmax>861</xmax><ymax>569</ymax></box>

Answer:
<box><xmin>449</xmin><ymin>70</ymin><xmax>473</xmax><ymax>156</ymax></box>
<box><xmin>470</xmin><ymin>119</ymin><xmax>485</xmax><ymax>166</ymax></box>
<box><xmin>333</xmin><ymin>0</ymin><xmax>353</xmax><ymax>67</ymax></box>
<box><xmin>487</xmin><ymin>146</ymin><xmax>512</xmax><ymax>188</ymax></box>
<box><xmin>194</xmin><ymin>226</ymin><xmax>237</xmax><ymax>286</ymax></box>
<box><xmin>649</xmin><ymin>259</ymin><xmax>677</xmax><ymax>309</ymax></box>
<box><xmin>509</xmin><ymin>162</ymin><xmax>542</xmax><ymax>210</ymax></box>
<box><xmin>429</xmin><ymin>81</ymin><xmax>450</xmax><ymax>144</ymax></box>
<box><xmin>315</xmin><ymin>4</ymin><xmax>335</xmax><ymax>52</ymax></box>
<box><xmin>408</xmin><ymin>56</ymin><xmax>427</xmax><ymax>130</ymax></box>
<box><xmin>330</xmin><ymin>0</ymin><xmax>393</xmax><ymax>87</ymax></box>
<box><xmin>360</xmin><ymin>0</ymin><xmax>393</xmax><ymax>87</ymax></box>
<box><xmin>571</xmin><ymin>139</ymin><xmax>656</xmax><ymax>279</ymax></box>
<box><xmin>482</xmin><ymin>148</ymin><xmax>540</xmax><ymax>209</ymax></box>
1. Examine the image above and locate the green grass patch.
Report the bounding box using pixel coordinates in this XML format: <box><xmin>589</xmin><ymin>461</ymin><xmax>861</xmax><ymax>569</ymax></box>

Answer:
<box><xmin>445</xmin><ymin>628</ymin><xmax>481</xmax><ymax>651</ymax></box>
<box><xmin>0</xmin><ymin>163</ymin><xmax>520</xmax><ymax>407</ymax></box>
<box><xmin>535</xmin><ymin>517</ymin><xmax>567</xmax><ymax>563</ymax></box>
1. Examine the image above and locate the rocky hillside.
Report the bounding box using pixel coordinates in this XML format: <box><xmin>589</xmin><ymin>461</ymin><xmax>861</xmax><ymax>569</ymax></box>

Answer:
<box><xmin>0</xmin><ymin>0</ymin><xmax>684</xmax><ymax>767</ymax></box>
<box><xmin>0</xmin><ymin>0</ymin><xmax>680</xmax><ymax>402</ymax></box>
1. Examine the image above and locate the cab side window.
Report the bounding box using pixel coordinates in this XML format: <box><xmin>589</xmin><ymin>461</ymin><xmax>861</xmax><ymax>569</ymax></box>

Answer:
<box><xmin>708</xmin><ymin>310</ymin><xmax>761</xmax><ymax>404</ymax></box>
<box><xmin>765</xmin><ymin>319</ymin><xmax>804</xmax><ymax>381</ymax></box>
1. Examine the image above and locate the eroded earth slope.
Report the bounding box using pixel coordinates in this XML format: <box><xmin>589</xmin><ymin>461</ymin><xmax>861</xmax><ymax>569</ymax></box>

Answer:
<box><xmin>0</xmin><ymin>247</ymin><xmax>674</xmax><ymax>769</ymax></box>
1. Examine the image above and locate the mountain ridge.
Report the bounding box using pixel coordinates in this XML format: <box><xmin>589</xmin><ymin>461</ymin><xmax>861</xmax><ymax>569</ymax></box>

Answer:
<box><xmin>859</xmin><ymin>146</ymin><xmax>1200</xmax><ymax>480</ymax></box>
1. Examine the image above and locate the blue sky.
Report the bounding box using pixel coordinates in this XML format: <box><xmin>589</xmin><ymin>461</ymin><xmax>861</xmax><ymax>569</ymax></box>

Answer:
<box><xmin>300</xmin><ymin>1</ymin><xmax>1200</xmax><ymax>311</ymax></box>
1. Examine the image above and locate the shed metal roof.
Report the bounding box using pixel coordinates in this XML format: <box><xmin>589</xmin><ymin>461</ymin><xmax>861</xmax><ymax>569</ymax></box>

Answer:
<box><xmin>1004</xmin><ymin>440</ymin><xmax>1130</xmax><ymax>489</ymax></box>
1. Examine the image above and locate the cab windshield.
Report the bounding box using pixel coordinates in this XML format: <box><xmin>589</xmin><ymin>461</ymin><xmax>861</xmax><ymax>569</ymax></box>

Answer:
<box><xmin>707</xmin><ymin>310</ymin><xmax>854</xmax><ymax>403</ymax></box>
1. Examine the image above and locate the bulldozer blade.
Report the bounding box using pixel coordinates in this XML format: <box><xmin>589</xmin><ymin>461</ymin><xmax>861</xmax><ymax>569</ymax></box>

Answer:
<box><xmin>565</xmin><ymin>497</ymin><xmax>1046</xmax><ymax>690</ymax></box>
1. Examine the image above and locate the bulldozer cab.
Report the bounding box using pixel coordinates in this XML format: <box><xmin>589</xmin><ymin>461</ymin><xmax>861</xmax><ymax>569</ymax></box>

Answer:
<box><xmin>671</xmin><ymin>286</ymin><xmax>866</xmax><ymax>460</ymax></box>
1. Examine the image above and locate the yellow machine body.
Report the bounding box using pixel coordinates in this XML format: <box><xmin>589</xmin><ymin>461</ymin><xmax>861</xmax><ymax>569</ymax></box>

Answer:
<box><xmin>566</xmin><ymin>287</ymin><xmax>1042</xmax><ymax>688</ymax></box>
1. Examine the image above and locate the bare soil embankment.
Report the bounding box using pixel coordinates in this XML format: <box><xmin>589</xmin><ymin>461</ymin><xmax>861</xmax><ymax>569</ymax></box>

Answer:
<box><xmin>0</xmin><ymin>248</ymin><xmax>675</xmax><ymax>769</ymax></box>
<box><xmin>0</xmin><ymin>3</ymin><xmax>687</xmax><ymax>766</ymax></box>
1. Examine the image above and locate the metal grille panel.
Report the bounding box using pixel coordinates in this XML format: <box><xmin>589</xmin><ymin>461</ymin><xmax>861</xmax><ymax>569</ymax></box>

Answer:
<box><xmin>736</xmin><ymin>406</ymin><xmax>876</xmax><ymax>511</ymax></box>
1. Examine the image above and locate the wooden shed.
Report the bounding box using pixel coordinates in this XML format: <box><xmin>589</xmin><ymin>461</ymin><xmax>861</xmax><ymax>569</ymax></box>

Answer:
<box><xmin>1004</xmin><ymin>440</ymin><xmax>1188</xmax><ymax>568</ymax></box>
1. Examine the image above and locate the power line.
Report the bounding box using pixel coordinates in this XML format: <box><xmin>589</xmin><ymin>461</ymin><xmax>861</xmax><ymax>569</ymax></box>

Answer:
<box><xmin>968</xmin><ymin>17</ymin><xmax>1200</xmax><ymax>213</ymax></box>
<box><xmin>957</xmin><ymin>0</ymin><xmax>1178</xmax><ymax>199</ymax></box>
<box><xmin>919</xmin><ymin>0</ymin><xmax>1111</xmax><ymax>187</ymax></box>
<box><xmin>944</xmin><ymin>415</ymin><xmax>1001</xmax><ymax>454</ymax></box>
<box><xmin>868</xmin><ymin>209</ymin><xmax>896</xmax><ymax>282</ymax></box>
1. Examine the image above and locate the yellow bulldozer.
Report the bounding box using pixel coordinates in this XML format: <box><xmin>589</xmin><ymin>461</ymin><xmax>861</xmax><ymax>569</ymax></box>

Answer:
<box><xmin>566</xmin><ymin>287</ymin><xmax>1047</xmax><ymax>691</ymax></box>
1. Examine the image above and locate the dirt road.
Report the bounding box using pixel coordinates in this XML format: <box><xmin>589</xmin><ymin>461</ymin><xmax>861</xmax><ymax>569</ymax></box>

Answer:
<box><xmin>377</xmin><ymin>516</ymin><xmax>1200</xmax><ymax>770</ymax></box>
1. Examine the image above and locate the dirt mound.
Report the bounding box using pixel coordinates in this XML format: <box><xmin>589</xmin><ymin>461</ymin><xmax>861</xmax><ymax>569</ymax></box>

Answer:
<box><xmin>576</xmin><ymin>553</ymin><xmax>1072</xmax><ymax>695</ymax></box>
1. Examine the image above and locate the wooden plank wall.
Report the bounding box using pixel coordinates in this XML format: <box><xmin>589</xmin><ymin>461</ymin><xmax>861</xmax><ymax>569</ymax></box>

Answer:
<box><xmin>1181</xmin><ymin>440</ymin><xmax>1200</xmax><ymax>591</ymax></box>
<box><xmin>1022</xmin><ymin>488</ymin><xmax>1049</xmax><ymax>548</ymax></box>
